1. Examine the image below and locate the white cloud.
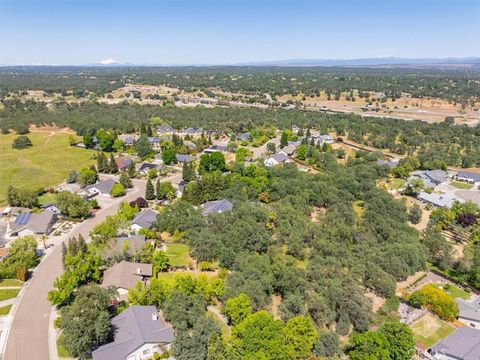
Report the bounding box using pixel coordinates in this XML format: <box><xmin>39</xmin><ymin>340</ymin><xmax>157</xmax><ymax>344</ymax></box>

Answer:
<box><xmin>100</xmin><ymin>58</ymin><xmax>119</xmax><ymax>65</ymax></box>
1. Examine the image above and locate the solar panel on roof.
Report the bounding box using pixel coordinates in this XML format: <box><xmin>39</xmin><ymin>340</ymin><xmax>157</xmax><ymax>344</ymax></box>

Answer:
<box><xmin>15</xmin><ymin>213</ymin><xmax>32</xmax><ymax>225</ymax></box>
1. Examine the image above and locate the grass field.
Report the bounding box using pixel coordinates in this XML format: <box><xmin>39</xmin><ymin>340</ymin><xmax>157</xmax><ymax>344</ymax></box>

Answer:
<box><xmin>432</xmin><ymin>283</ymin><xmax>470</xmax><ymax>300</ymax></box>
<box><xmin>0</xmin><ymin>305</ymin><xmax>12</xmax><ymax>316</ymax></box>
<box><xmin>0</xmin><ymin>289</ymin><xmax>20</xmax><ymax>301</ymax></box>
<box><xmin>0</xmin><ymin>130</ymin><xmax>95</xmax><ymax>205</ymax></box>
<box><xmin>0</xmin><ymin>279</ymin><xmax>23</xmax><ymax>287</ymax></box>
<box><xmin>411</xmin><ymin>314</ymin><xmax>456</xmax><ymax>348</ymax></box>
<box><xmin>450</xmin><ymin>181</ymin><xmax>473</xmax><ymax>190</ymax></box>
<box><xmin>165</xmin><ymin>243</ymin><xmax>191</xmax><ymax>267</ymax></box>
<box><xmin>38</xmin><ymin>192</ymin><xmax>58</xmax><ymax>205</ymax></box>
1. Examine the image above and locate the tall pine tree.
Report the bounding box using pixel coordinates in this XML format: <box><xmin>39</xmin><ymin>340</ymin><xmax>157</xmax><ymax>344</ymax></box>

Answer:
<box><xmin>109</xmin><ymin>154</ymin><xmax>119</xmax><ymax>173</ymax></box>
<box><xmin>280</xmin><ymin>130</ymin><xmax>288</xmax><ymax>148</ymax></box>
<box><xmin>145</xmin><ymin>178</ymin><xmax>155</xmax><ymax>200</ymax></box>
<box><xmin>97</xmin><ymin>153</ymin><xmax>107</xmax><ymax>173</ymax></box>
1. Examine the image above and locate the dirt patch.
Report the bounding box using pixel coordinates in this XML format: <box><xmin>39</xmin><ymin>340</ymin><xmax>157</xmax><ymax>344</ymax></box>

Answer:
<box><xmin>310</xmin><ymin>207</ymin><xmax>325</xmax><ymax>223</ymax></box>
<box><xmin>270</xmin><ymin>295</ymin><xmax>282</xmax><ymax>320</ymax></box>
<box><xmin>364</xmin><ymin>290</ymin><xmax>385</xmax><ymax>313</ymax></box>
<box><xmin>396</xmin><ymin>271</ymin><xmax>427</xmax><ymax>295</ymax></box>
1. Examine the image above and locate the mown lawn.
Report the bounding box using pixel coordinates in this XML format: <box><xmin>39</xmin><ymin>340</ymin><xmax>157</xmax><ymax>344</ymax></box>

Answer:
<box><xmin>411</xmin><ymin>314</ymin><xmax>456</xmax><ymax>348</ymax></box>
<box><xmin>38</xmin><ymin>192</ymin><xmax>58</xmax><ymax>205</ymax></box>
<box><xmin>0</xmin><ymin>289</ymin><xmax>20</xmax><ymax>301</ymax></box>
<box><xmin>0</xmin><ymin>131</ymin><xmax>94</xmax><ymax>205</ymax></box>
<box><xmin>432</xmin><ymin>283</ymin><xmax>470</xmax><ymax>300</ymax></box>
<box><xmin>0</xmin><ymin>305</ymin><xmax>12</xmax><ymax>316</ymax></box>
<box><xmin>450</xmin><ymin>181</ymin><xmax>473</xmax><ymax>190</ymax></box>
<box><xmin>0</xmin><ymin>279</ymin><xmax>23</xmax><ymax>287</ymax></box>
<box><xmin>165</xmin><ymin>244</ymin><xmax>191</xmax><ymax>267</ymax></box>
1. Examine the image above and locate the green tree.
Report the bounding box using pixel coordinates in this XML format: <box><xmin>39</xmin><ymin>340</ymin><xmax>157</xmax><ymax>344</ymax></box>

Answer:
<box><xmin>408</xmin><ymin>203</ymin><xmax>422</xmax><ymax>224</ymax></box>
<box><xmin>182</xmin><ymin>161</ymin><xmax>196</xmax><ymax>182</ymax></box>
<box><xmin>283</xmin><ymin>316</ymin><xmax>317</xmax><ymax>359</ymax></box>
<box><xmin>223</xmin><ymin>293</ymin><xmax>252</xmax><ymax>325</ymax></box>
<box><xmin>145</xmin><ymin>178</ymin><xmax>155</xmax><ymax>200</ymax></box>
<box><xmin>7</xmin><ymin>186</ymin><xmax>39</xmax><ymax>208</ymax></box>
<box><xmin>134</xmin><ymin>134</ymin><xmax>153</xmax><ymax>158</ymax></box>
<box><xmin>119</xmin><ymin>171</ymin><xmax>132</xmax><ymax>189</ymax></box>
<box><xmin>199</xmin><ymin>152</ymin><xmax>227</xmax><ymax>174</ymax></box>
<box><xmin>96</xmin><ymin>152</ymin><xmax>108</xmax><ymax>173</ymax></box>
<box><xmin>127</xmin><ymin>160</ymin><xmax>136</xmax><ymax>178</ymax></box>
<box><xmin>379</xmin><ymin>322</ymin><xmax>415</xmax><ymax>360</ymax></box>
<box><xmin>162</xmin><ymin>148</ymin><xmax>177</xmax><ymax>165</ymax></box>
<box><xmin>296</xmin><ymin>145</ymin><xmax>308</xmax><ymax>160</ymax></box>
<box><xmin>60</xmin><ymin>285</ymin><xmax>116</xmax><ymax>359</ymax></box>
<box><xmin>156</xmin><ymin>181</ymin><xmax>176</xmax><ymax>201</ymax></box>
<box><xmin>313</xmin><ymin>331</ymin><xmax>340</xmax><ymax>357</ymax></box>
<box><xmin>56</xmin><ymin>191</ymin><xmax>91</xmax><ymax>218</ymax></box>
<box><xmin>77</xmin><ymin>168</ymin><xmax>97</xmax><ymax>187</ymax></box>
<box><xmin>153</xmin><ymin>251</ymin><xmax>170</xmax><ymax>274</ymax></box>
<box><xmin>96</xmin><ymin>129</ymin><xmax>115</xmax><ymax>152</ymax></box>
<box><xmin>12</xmin><ymin>135</ymin><xmax>32</xmax><ymax>149</ymax></box>
<box><xmin>266</xmin><ymin>142</ymin><xmax>276</xmax><ymax>154</ymax></box>
<box><xmin>280</xmin><ymin>130</ymin><xmax>288</xmax><ymax>148</ymax></box>
<box><xmin>110</xmin><ymin>183</ymin><xmax>126</xmax><ymax>197</ymax></box>
<box><xmin>232</xmin><ymin>311</ymin><xmax>289</xmax><ymax>360</ymax></box>
<box><xmin>108</xmin><ymin>153</ymin><xmax>119</xmax><ymax>173</ymax></box>
<box><xmin>207</xmin><ymin>333</ymin><xmax>229</xmax><ymax>360</ymax></box>
<box><xmin>348</xmin><ymin>331</ymin><xmax>390</xmax><ymax>360</ymax></box>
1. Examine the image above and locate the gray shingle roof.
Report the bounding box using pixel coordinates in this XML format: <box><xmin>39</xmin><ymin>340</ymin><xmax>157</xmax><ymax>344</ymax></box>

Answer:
<box><xmin>92</xmin><ymin>306</ymin><xmax>174</xmax><ymax>360</ymax></box>
<box><xmin>176</xmin><ymin>154</ymin><xmax>195</xmax><ymax>163</ymax></box>
<box><xmin>137</xmin><ymin>162</ymin><xmax>157</xmax><ymax>172</ymax></box>
<box><xmin>417</xmin><ymin>191</ymin><xmax>463</xmax><ymax>208</ymax></box>
<box><xmin>10</xmin><ymin>210</ymin><xmax>57</xmax><ymax>235</ymax></box>
<box><xmin>376</xmin><ymin>159</ymin><xmax>399</xmax><ymax>168</ymax></box>
<box><xmin>457</xmin><ymin>297</ymin><xmax>480</xmax><ymax>322</ymax></box>
<box><xmin>85</xmin><ymin>178</ymin><xmax>117</xmax><ymax>194</ymax></box>
<box><xmin>457</xmin><ymin>171</ymin><xmax>480</xmax><ymax>183</ymax></box>
<box><xmin>270</xmin><ymin>152</ymin><xmax>289</xmax><ymax>163</ymax></box>
<box><xmin>102</xmin><ymin>261</ymin><xmax>152</xmax><ymax>290</ymax></box>
<box><xmin>132</xmin><ymin>209</ymin><xmax>158</xmax><ymax>229</ymax></box>
<box><xmin>430</xmin><ymin>327</ymin><xmax>480</xmax><ymax>359</ymax></box>
<box><xmin>201</xmin><ymin>199</ymin><xmax>233</xmax><ymax>216</ymax></box>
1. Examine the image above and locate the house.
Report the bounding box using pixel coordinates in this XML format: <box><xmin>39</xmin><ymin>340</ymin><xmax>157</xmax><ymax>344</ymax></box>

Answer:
<box><xmin>137</xmin><ymin>162</ymin><xmax>157</xmax><ymax>175</ymax></box>
<box><xmin>429</xmin><ymin>326</ymin><xmax>480</xmax><ymax>360</ymax></box>
<box><xmin>280</xmin><ymin>144</ymin><xmax>297</xmax><ymax>156</ymax></box>
<box><xmin>412</xmin><ymin>170</ymin><xmax>451</xmax><ymax>189</ymax></box>
<box><xmin>457</xmin><ymin>171</ymin><xmax>480</xmax><ymax>187</ymax></box>
<box><xmin>176</xmin><ymin>154</ymin><xmax>195</xmax><ymax>163</ymax></box>
<box><xmin>118</xmin><ymin>134</ymin><xmax>139</xmax><ymax>146</ymax></box>
<box><xmin>131</xmin><ymin>209</ymin><xmax>158</xmax><ymax>232</ymax></box>
<box><xmin>105</xmin><ymin>235</ymin><xmax>147</xmax><ymax>258</ymax></box>
<box><xmin>264</xmin><ymin>152</ymin><xmax>289</xmax><ymax>167</ymax></box>
<box><xmin>41</xmin><ymin>203</ymin><xmax>62</xmax><ymax>215</ymax></box>
<box><xmin>417</xmin><ymin>191</ymin><xmax>464</xmax><ymax>208</ymax></box>
<box><xmin>9</xmin><ymin>210</ymin><xmax>57</xmax><ymax>237</ymax></box>
<box><xmin>101</xmin><ymin>261</ymin><xmax>152</xmax><ymax>296</ymax></box>
<box><xmin>184</xmin><ymin>127</ymin><xmax>203</xmax><ymax>135</ymax></box>
<box><xmin>148</xmin><ymin>137</ymin><xmax>161</xmax><ymax>149</ymax></box>
<box><xmin>456</xmin><ymin>297</ymin><xmax>480</xmax><ymax>328</ymax></box>
<box><xmin>201</xmin><ymin>199</ymin><xmax>233</xmax><ymax>216</ymax></box>
<box><xmin>236</xmin><ymin>132</ymin><xmax>250</xmax><ymax>142</ymax></box>
<box><xmin>376</xmin><ymin>159</ymin><xmax>400</xmax><ymax>169</ymax></box>
<box><xmin>92</xmin><ymin>306</ymin><xmax>174</xmax><ymax>360</ymax></box>
<box><xmin>176</xmin><ymin>180</ymin><xmax>189</xmax><ymax>197</ymax></box>
<box><xmin>115</xmin><ymin>157</ymin><xmax>133</xmax><ymax>172</ymax></box>
<box><xmin>157</xmin><ymin>125</ymin><xmax>174</xmax><ymax>134</ymax></box>
<box><xmin>310</xmin><ymin>134</ymin><xmax>334</xmax><ymax>145</ymax></box>
<box><xmin>204</xmin><ymin>145</ymin><xmax>228</xmax><ymax>153</ymax></box>
<box><xmin>85</xmin><ymin>179</ymin><xmax>118</xmax><ymax>196</ymax></box>
<box><xmin>288</xmin><ymin>140</ymin><xmax>302</xmax><ymax>147</ymax></box>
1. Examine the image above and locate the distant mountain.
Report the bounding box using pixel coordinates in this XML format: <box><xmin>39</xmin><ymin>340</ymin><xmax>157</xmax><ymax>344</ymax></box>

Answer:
<box><xmin>236</xmin><ymin>57</ymin><xmax>480</xmax><ymax>67</ymax></box>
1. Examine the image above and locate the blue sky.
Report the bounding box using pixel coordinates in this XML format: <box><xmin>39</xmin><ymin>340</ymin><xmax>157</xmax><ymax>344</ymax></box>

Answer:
<box><xmin>1</xmin><ymin>0</ymin><xmax>479</xmax><ymax>65</ymax></box>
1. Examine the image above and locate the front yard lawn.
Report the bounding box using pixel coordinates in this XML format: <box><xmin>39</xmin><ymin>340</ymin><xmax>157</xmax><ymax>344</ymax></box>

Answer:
<box><xmin>0</xmin><ymin>289</ymin><xmax>20</xmax><ymax>301</ymax></box>
<box><xmin>0</xmin><ymin>305</ymin><xmax>12</xmax><ymax>316</ymax></box>
<box><xmin>450</xmin><ymin>181</ymin><xmax>473</xmax><ymax>190</ymax></box>
<box><xmin>165</xmin><ymin>244</ymin><xmax>191</xmax><ymax>268</ymax></box>
<box><xmin>0</xmin><ymin>279</ymin><xmax>23</xmax><ymax>287</ymax></box>
<box><xmin>432</xmin><ymin>283</ymin><xmax>470</xmax><ymax>300</ymax></box>
<box><xmin>411</xmin><ymin>314</ymin><xmax>456</xmax><ymax>348</ymax></box>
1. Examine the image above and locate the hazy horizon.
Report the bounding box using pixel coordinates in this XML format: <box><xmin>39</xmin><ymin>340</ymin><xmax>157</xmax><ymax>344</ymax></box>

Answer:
<box><xmin>1</xmin><ymin>0</ymin><xmax>479</xmax><ymax>65</ymax></box>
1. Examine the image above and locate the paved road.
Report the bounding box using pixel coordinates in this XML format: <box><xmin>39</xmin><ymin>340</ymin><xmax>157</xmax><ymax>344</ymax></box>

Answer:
<box><xmin>2</xmin><ymin>179</ymin><xmax>147</xmax><ymax>360</ymax></box>
<box><xmin>250</xmin><ymin>134</ymin><xmax>281</xmax><ymax>159</ymax></box>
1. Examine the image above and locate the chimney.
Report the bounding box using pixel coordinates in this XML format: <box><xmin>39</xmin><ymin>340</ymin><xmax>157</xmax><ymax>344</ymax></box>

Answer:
<box><xmin>152</xmin><ymin>313</ymin><xmax>158</xmax><ymax>321</ymax></box>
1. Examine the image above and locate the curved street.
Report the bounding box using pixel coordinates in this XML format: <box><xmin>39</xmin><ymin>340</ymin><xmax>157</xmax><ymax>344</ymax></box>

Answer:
<box><xmin>1</xmin><ymin>178</ymin><xmax>151</xmax><ymax>360</ymax></box>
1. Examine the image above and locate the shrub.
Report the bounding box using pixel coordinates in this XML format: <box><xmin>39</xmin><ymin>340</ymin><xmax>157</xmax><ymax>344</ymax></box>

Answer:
<box><xmin>111</xmin><ymin>183</ymin><xmax>126</xmax><ymax>198</ymax></box>
<box><xmin>12</xmin><ymin>135</ymin><xmax>32</xmax><ymax>149</ymax></box>
<box><xmin>199</xmin><ymin>261</ymin><xmax>214</xmax><ymax>271</ymax></box>
<box><xmin>16</xmin><ymin>266</ymin><xmax>28</xmax><ymax>281</ymax></box>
